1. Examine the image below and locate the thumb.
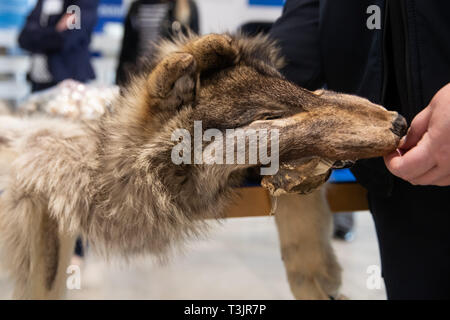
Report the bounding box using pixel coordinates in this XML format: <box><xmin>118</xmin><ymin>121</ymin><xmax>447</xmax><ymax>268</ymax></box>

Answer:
<box><xmin>399</xmin><ymin>106</ymin><xmax>432</xmax><ymax>151</ymax></box>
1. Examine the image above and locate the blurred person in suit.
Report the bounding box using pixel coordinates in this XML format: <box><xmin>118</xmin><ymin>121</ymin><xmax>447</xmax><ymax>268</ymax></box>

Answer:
<box><xmin>18</xmin><ymin>0</ymin><xmax>99</xmax><ymax>92</ymax></box>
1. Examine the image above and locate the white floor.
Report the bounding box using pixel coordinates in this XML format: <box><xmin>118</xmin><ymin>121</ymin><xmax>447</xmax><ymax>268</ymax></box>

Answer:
<box><xmin>0</xmin><ymin>211</ymin><xmax>386</xmax><ymax>300</ymax></box>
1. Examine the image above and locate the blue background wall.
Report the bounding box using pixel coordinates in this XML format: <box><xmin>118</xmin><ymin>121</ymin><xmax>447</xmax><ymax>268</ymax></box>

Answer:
<box><xmin>0</xmin><ymin>0</ymin><xmax>34</xmax><ymax>29</ymax></box>
<box><xmin>95</xmin><ymin>0</ymin><xmax>125</xmax><ymax>33</ymax></box>
<box><xmin>0</xmin><ymin>0</ymin><xmax>125</xmax><ymax>32</ymax></box>
<box><xmin>248</xmin><ymin>0</ymin><xmax>285</xmax><ymax>6</ymax></box>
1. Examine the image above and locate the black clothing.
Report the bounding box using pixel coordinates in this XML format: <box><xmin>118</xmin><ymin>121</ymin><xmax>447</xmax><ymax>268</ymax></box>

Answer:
<box><xmin>270</xmin><ymin>0</ymin><xmax>450</xmax><ymax>299</ymax></box>
<box><xmin>369</xmin><ymin>181</ymin><xmax>450</xmax><ymax>299</ymax></box>
<box><xmin>271</xmin><ymin>0</ymin><xmax>450</xmax><ymax>195</ymax></box>
<box><xmin>31</xmin><ymin>81</ymin><xmax>58</xmax><ymax>93</ymax></box>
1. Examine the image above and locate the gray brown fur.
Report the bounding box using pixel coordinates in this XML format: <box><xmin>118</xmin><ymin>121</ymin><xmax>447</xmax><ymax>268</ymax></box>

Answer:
<box><xmin>0</xmin><ymin>34</ymin><xmax>404</xmax><ymax>299</ymax></box>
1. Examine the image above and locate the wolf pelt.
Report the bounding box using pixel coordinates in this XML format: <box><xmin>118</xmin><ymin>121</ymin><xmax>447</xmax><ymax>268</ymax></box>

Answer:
<box><xmin>0</xmin><ymin>33</ymin><xmax>404</xmax><ymax>300</ymax></box>
<box><xmin>0</xmin><ymin>34</ymin><xmax>289</xmax><ymax>299</ymax></box>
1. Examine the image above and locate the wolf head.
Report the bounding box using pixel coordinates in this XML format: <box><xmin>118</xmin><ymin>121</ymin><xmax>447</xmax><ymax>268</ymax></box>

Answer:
<box><xmin>92</xmin><ymin>34</ymin><xmax>406</xmax><ymax>256</ymax></box>
<box><xmin>115</xmin><ymin>33</ymin><xmax>406</xmax><ymax>176</ymax></box>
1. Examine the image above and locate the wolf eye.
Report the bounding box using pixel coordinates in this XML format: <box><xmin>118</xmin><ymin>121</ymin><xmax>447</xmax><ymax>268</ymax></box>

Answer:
<box><xmin>262</xmin><ymin>114</ymin><xmax>282</xmax><ymax>120</ymax></box>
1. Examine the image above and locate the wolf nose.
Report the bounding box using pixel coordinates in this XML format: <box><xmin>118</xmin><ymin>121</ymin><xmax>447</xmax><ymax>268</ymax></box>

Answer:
<box><xmin>391</xmin><ymin>114</ymin><xmax>407</xmax><ymax>137</ymax></box>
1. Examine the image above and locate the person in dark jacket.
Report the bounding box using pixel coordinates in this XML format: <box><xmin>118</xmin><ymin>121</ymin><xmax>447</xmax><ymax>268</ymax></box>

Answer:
<box><xmin>18</xmin><ymin>0</ymin><xmax>99</xmax><ymax>92</ymax></box>
<box><xmin>270</xmin><ymin>0</ymin><xmax>450</xmax><ymax>299</ymax></box>
<box><xmin>116</xmin><ymin>0</ymin><xmax>199</xmax><ymax>86</ymax></box>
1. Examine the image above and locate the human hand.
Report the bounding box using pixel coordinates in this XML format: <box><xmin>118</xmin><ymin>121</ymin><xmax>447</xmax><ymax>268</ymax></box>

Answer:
<box><xmin>56</xmin><ymin>14</ymin><xmax>75</xmax><ymax>32</ymax></box>
<box><xmin>384</xmin><ymin>83</ymin><xmax>450</xmax><ymax>186</ymax></box>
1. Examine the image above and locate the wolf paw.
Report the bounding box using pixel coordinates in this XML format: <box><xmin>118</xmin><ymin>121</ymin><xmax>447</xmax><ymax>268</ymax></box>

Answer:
<box><xmin>285</xmin><ymin>258</ymin><xmax>342</xmax><ymax>300</ymax></box>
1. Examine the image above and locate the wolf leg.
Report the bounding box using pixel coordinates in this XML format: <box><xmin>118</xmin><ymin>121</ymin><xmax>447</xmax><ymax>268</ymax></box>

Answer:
<box><xmin>274</xmin><ymin>190</ymin><xmax>342</xmax><ymax>300</ymax></box>
<box><xmin>25</xmin><ymin>217</ymin><xmax>77</xmax><ymax>300</ymax></box>
<box><xmin>0</xmin><ymin>191</ymin><xmax>76</xmax><ymax>299</ymax></box>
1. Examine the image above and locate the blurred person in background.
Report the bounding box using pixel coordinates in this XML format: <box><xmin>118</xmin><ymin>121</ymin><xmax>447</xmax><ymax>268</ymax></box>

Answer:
<box><xmin>18</xmin><ymin>0</ymin><xmax>99</xmax><ymax>92</ymax></box>
<box><xmin>116</xmin><ymin>0</ymin><xmax>199</xmax><ymax>86</ymax></box>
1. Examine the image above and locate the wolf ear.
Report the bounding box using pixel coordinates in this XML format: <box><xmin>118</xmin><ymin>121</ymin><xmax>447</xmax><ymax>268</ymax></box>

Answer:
<box><xmin>182</xmin><ymin>34</ymin><xmax>239</xmax><ymax>72</ymax></box>
<box><xmin>146</xmin><ymin>52</ymin><xmax>198</xmax><ymax>110</ymax></box>
<box><xmin>145</xmin><ymin>34</ymin><xmax>239</xmax><ymax>111</ymax></box>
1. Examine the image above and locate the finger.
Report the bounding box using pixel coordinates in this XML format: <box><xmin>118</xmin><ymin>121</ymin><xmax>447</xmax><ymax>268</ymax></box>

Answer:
<box><xmin>410</xmin><ymin>156</ymin><xmax>450</xmax><ymax>185</ymax></box>
<box><xmin>399</xmin><ymin>106</ymin><xmax>432</xmax><ymax>150</ymax></box>
<box><xmin>434</xmin><ymin>174</ymin><xmax>450</xmax><ymax>187</ymax></box>
<box><xmin>57</xmin><ymin>18</ymin><xmax>69</xmax><ymax>32</ymax></box>
<box><xmin>384</xmin><ymin>133</ymin><xmax>436</xmax><ymax>180</ymax></box>
<box><xmin>408</xmin><ymin>165</ymin><xmax>440</xmax><ymax>185</ymax></box>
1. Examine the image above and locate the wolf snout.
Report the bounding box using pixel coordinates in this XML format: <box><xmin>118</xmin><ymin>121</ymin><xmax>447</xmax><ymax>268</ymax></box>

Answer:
<box><xmin>391</xmin><ymin>114</ymin><xmax>407</xmax><ymax>137</ymax></box>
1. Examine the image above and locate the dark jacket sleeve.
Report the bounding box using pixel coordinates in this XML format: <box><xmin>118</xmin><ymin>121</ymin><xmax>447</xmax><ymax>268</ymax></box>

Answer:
<box><xmin>18</xmin><ymin>0</ymin><xmax>63</xmax><ymax>53</ymax></box>
<box><xmin>189</xmin><ymin>0</ymin><xmax>200</xmax><ymax>34</ymax></box>
<box><xmin>269</xmin><ymin>0</ymin><xmax>324</xmax><ymax>91</ymax></box>
<box><xmin>116</xmin><ymin>2</ymin><xmax>140</xmax><ymax>86</ymax></box>
<box><xmin>18</xmin><ymin>0</ymin><xmax>98</xmax><ymax>54</ymax></box>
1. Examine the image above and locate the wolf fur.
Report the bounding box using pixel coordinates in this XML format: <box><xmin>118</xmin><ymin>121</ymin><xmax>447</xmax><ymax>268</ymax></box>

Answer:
<box><xmin>0</xmin><ymin>33</ymin><xmax>404</xmax><ymax>299</ymax></box>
